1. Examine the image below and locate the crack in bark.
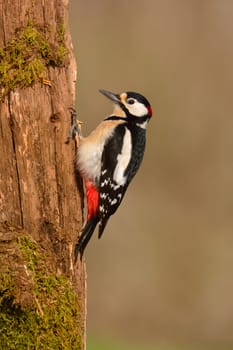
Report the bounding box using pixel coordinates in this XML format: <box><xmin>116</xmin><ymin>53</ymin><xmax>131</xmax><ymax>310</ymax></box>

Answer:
<box><xmin>54</xmin><ymin>122</ymin><xmax>64</xmax><ymax>227</ymax></box>
<box><xmin>1</xmin><ymin>1</ymin><xmax>7</xmax><ymax>46</ymax></box>
<box><xmin>7</xmin><ymin>94</ymin><xmax>24</xmax><ymax>227</ymax></box>
<box><xmin>48</xmin><ymin>79</ymin><xmax>64</xmax><ymax>227</ymax></box>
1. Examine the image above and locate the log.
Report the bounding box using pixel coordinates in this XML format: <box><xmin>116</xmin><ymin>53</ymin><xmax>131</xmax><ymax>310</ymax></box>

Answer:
<box><xmin>0</xmin><ymin>1</ymin><xmax>86</xmax><ymax>348</ymax></box>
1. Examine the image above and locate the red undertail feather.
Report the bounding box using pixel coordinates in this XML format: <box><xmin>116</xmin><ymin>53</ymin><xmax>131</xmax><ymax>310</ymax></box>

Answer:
<box><xmin>74</xmin><ymin>181</ymin><xmax>99</xmax><ymax>261</ymax></box>
<box><xmin>85</xmin><ymin>180</ymin><xmax>99</xmax><ymax>220</ymax></box>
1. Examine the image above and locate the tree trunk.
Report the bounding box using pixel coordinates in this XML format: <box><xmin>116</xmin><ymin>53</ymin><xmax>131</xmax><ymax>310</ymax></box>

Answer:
<box><xmin>0</xmin><ymin>1</ymin><xmax>86</xmax><ymax>349</ymax></box>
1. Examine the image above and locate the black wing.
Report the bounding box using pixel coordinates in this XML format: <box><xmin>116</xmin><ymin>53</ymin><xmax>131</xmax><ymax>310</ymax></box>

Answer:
<box><xmin>98</xmin><ymin>123</ymin><xmax>146</xmax><ymax>238</ymax></box>
<box><xmin>98</xmin><ymin>124</ymin><xmax>129</xmax><ymax>237</ymax></box>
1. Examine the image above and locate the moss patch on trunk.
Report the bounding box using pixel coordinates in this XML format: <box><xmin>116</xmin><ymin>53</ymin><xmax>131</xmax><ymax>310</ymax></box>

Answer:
<box><xmin>0</xmin><ymin>224</ymin><xmax>82</xmax><ymax>350</ymax></box>
<box><xmin>0</xmin><ymin>19</ymin><xmax>68</xmax><ymax>100</ymax></box>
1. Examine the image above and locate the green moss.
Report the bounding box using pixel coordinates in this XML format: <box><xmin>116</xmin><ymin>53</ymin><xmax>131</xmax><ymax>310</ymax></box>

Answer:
<box><xmin>0</xmin><ymin>19</ymin><xmax>69</xmax><ymax>99</ymax></box>
<box><xmin>0</xmin><ymin>234</ymin><xmax>82</xmax><ymax>350</ymax></box>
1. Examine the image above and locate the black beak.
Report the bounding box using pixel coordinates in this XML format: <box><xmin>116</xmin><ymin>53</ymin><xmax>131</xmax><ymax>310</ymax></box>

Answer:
<box><xmin>99</xmin><ymin>89</ymin><xmax>121</xmax><ymax>104</ymax></box>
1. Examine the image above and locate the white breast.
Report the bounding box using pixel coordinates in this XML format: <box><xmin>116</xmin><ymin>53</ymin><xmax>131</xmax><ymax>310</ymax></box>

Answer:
<box><xmin>77</xmin><ymin>120</ymin><xmax>124</xmax><ymax>184</ymax></box>
<box><xmin>77</xmin><ymin>142</ymin><xmax>103</xmax><ymax>183</ymax></box>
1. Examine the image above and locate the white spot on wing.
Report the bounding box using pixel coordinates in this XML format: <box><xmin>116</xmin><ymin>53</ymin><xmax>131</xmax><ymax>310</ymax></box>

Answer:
<box><xmin>136</xmin><ymin>120</ymin><xmax>148</xmax><ymax>129</ymax></box>
<box><xmin>100</xmin><ymin>193</ymin><xmax>108</xmax><ymax>199</ymax></box>
<box><xmin>113</xmin><ymin>128</ymin><xmax>132</xmax><ymax>186</ymax></box>
<box><xmin>113</xmin><ymin>184</ymin><xmax>120</xmax><ymax>190</ymax></box>
<box><xmin>100</xmin><ymin>178</ymin><xmax>110</xmax><ymax>187</ymax></box>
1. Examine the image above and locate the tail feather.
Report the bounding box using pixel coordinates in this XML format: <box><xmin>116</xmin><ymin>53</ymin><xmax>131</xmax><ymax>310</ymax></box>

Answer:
<box><xmin>98</xmin><ymin>217</ymin><xmax>110</xmax><ymax>239</ymax></box>
<box><xmin>74</xmin><ymin>216</ymin><xmax>99</xmax><ymax>262</ymax></box>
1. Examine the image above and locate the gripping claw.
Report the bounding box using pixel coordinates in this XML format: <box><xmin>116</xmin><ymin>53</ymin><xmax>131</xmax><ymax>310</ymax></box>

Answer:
<box><xmin>66</xmin><ymin>108</ymin><xmax>83</xmax><ymax>145</ymax></box>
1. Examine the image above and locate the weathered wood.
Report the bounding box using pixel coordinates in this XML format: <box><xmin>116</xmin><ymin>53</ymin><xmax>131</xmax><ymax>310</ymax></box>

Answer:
<box><xmin>0</xmin><ymin>1</ymin><xmax>86</xmax><ymax>348</ymax></box>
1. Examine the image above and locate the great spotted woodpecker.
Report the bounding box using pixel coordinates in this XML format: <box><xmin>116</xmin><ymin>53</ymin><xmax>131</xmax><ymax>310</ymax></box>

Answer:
<box><xmin>74</xmin><ymin>89</ymin><xmax>152</xmax><ymax>261</ymax></box>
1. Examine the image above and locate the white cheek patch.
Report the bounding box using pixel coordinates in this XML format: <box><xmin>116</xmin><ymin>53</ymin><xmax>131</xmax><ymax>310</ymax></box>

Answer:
<box><xmin>129</xmin><ymin>102</ymin><xmax>148</xmax><ymax>117</ymax></box>
<box><xmin>113</xmin><ymin>128</ymin><xmax>132</xmax><ymax>186</ymax></box>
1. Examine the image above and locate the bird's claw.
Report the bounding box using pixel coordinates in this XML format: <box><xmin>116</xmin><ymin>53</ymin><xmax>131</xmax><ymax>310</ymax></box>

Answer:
<box><xmin>66</xmin><ymin>108</ymin><xmax>83</xmax><ymax>145</ymax></box>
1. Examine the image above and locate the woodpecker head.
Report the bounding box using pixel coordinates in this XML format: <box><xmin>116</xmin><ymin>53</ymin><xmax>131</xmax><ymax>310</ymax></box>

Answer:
<box><xmin>99</xmin><ymin>89</ymin><xmax>152</xmax><ymax>122</ymax></box>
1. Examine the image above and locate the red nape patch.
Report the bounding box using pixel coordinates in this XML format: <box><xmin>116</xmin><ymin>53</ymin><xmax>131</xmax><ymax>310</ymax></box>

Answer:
<box><xmin>85</xmin><ymin>181</ymin><xmax>99</xmax><ymax>220</ymax></box>
<box><xmin>147</xmin><ymin>105</ymin><xmax>153</xmax><ymax>117</ymax></box>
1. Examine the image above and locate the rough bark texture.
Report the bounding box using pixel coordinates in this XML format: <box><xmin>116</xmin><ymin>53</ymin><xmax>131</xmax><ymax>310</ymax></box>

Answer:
<box><xmin>0</xmin><ymin>1</ymin><xmax>86</xmax><ymax>348</ymax></box>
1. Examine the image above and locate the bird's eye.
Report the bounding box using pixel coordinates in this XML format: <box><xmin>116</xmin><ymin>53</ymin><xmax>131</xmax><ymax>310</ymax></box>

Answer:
<box><xmin>127</xmin><ymin>98</ymin><xmax>135</xmax><ymax>105</ymax></box>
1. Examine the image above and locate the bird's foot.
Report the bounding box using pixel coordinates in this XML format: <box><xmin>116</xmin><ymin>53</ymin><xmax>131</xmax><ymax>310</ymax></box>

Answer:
<box><xmin>66</xmin><ymin>108</ymin><xmax>83</xmax><ymax>145</ymax></box>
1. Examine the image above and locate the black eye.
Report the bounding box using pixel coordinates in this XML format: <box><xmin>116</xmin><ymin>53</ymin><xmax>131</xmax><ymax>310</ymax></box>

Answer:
<box><xmin>127</xmin><ymin>98</ymin><xmax>135</xmax><ymax>105</ymax></box>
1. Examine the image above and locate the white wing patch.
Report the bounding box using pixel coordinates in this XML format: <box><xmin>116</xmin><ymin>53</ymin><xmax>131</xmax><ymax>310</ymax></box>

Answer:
<box><xmin>113</xmin><ymin>128</ymin><xmax>132</xmax><ymax>186</ymax></box>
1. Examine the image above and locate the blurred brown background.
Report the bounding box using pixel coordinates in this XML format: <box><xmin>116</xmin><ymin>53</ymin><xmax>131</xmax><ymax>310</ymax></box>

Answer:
<box><xmin>69</xmin><ymin>0</ymin><xmax>233</xmax><ymax>347</ymax></box>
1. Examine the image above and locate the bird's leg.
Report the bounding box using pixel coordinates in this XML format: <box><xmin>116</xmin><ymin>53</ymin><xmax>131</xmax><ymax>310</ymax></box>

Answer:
<box><xmin>66</xmin><ymin>108</ymin><xmax>83</xmax><ymax>146</ymax></box>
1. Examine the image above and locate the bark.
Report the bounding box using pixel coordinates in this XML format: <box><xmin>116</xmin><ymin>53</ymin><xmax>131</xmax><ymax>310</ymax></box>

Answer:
<box><xmin>0</xmin><ymin>1</ymin><xmax>85</xmax><ymax>349</ymax></box>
